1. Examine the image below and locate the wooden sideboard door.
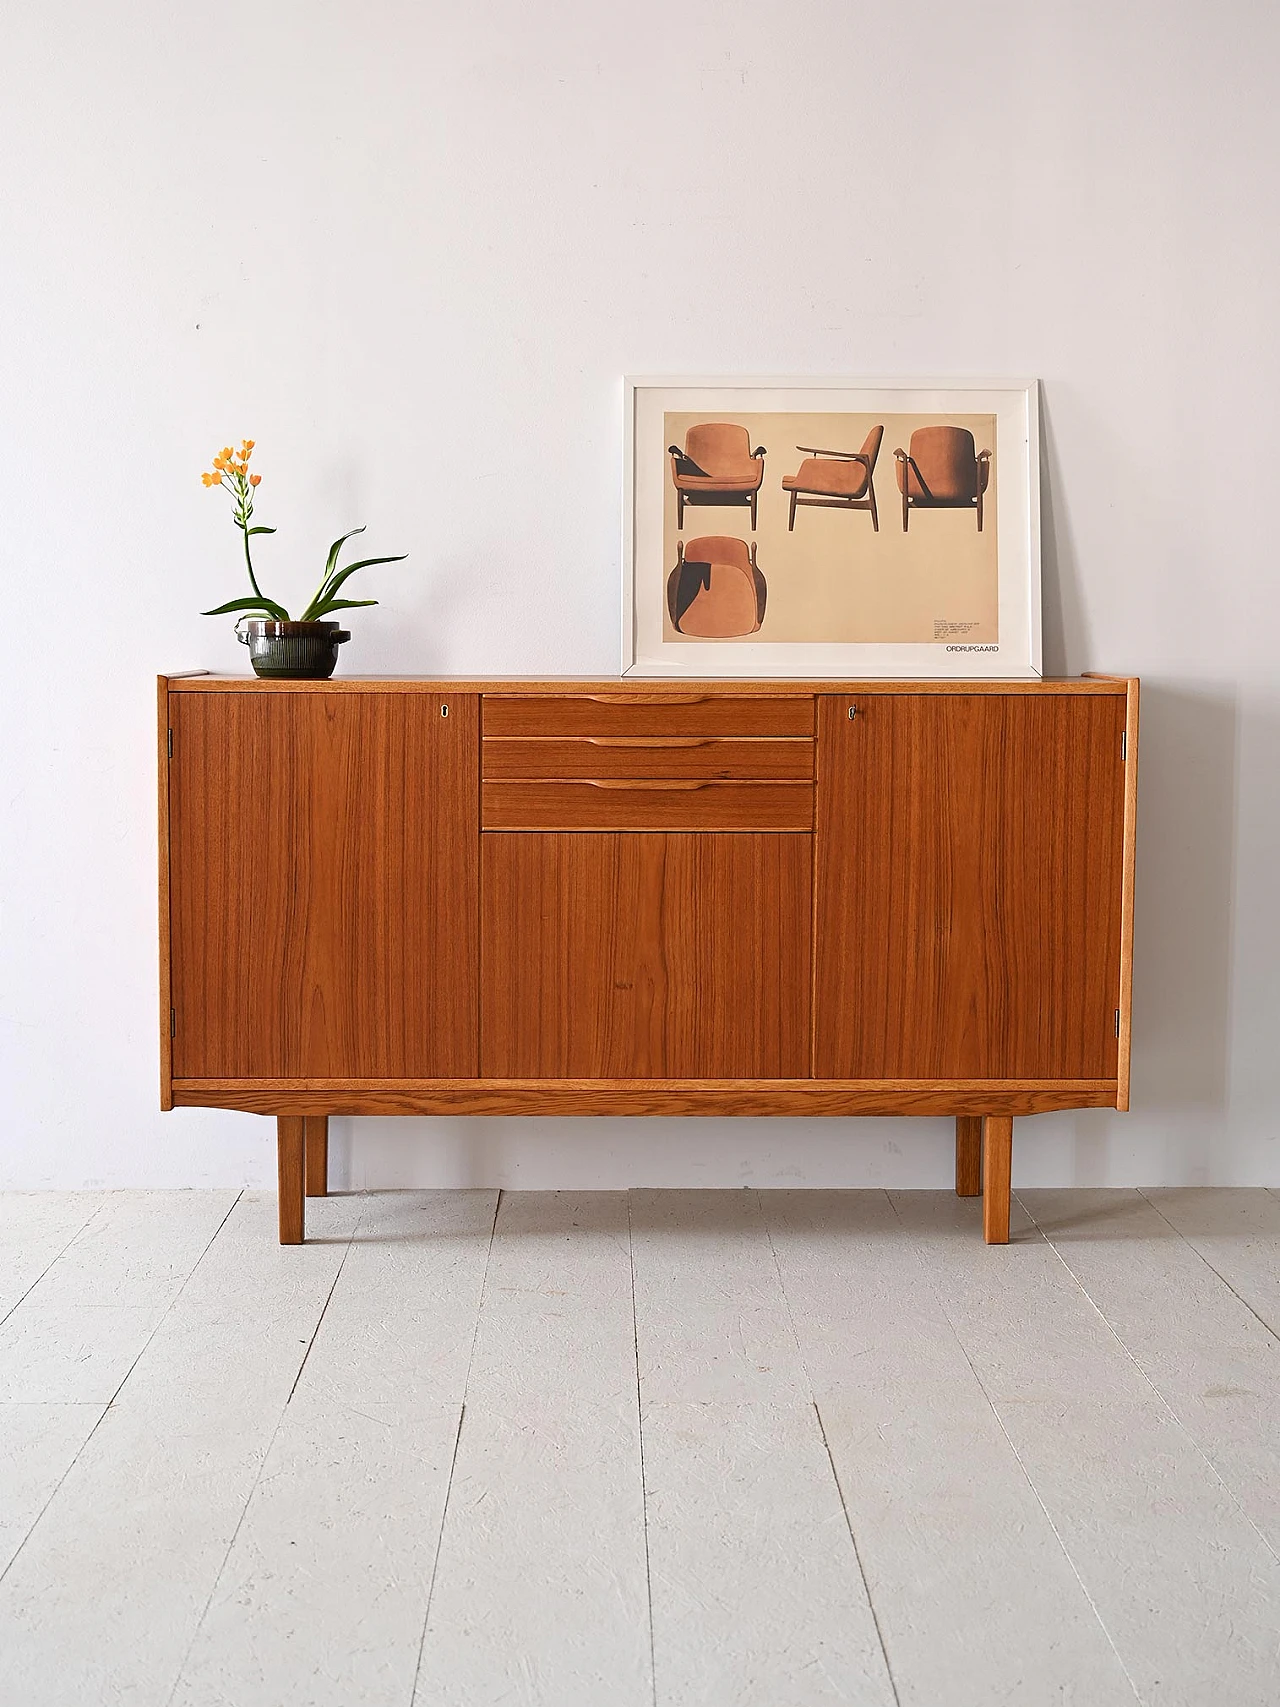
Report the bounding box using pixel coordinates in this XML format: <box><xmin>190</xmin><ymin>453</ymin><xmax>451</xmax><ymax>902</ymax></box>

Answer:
<box><xmin>481</xmin><ymin>832</ymin><xmax>812</xmax><ymax>1078</ymax></box>
<box><xmin>813</xmin><ymin>693</ymin><xmax>1127</xmax><ymax>1080</ymax></box>
<box><xmin>168</xmin><ymin>691</ymin><xmax>479</xmax><ymax>1078</ymax></box>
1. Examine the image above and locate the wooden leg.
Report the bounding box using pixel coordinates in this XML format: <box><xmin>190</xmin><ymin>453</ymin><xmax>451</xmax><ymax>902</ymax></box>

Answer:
<box><xmin>977</xmin><ymin>488</ymin><xmax>984</xmax><ymax>532</ymax></box>
<box><xmin>788</xmin><ymin>491</ymin><xmax>797</xmax><ymax>531</ymax></box>
<box><xmin>750</xmin><ymin>491</ymin><xmax>757</xmax><ymax>530</ymax></box>
<box><xmin>955</xmin><ymin>1116</ymin><xmax>982</xmax><ymax>1197</ymax></box>
<box><xmin>869</xmin><ymin>482</ymin><xmax>879</xmax><ymax>532</ymax></box>
<box><xmin>277</xmin><ymin>1116</ymin><xmax>305</xmax><ymax>1245</ymax></box>
<box><xmin>304</xmin><ymin>1115</ymin><xmax>329</xmax><ymax>1197</ymax></box>
<box><xmin>982</xmin><ymin>1116</ymin><xmax>1013</xmax><ymax>1244</ymax></box>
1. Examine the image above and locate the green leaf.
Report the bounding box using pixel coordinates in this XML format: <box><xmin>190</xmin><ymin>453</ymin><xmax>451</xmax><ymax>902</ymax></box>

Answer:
<box><xmin>305</xmin><ymin>550</ymin><xmax>405</xmax><ymax>620</ymax></box>
<box><xmin>314</xmin><ymin>553</ymin><xmax>407</xmax><ymax>601</ymax></box>
<box><xmin>323</xmin><ymin>526</ymin><xmax>366</xmax><ymax>583</ymax></box>
<box><xmin>338</xmin><ymin>552</ymin><xmax>408</xmax><ymax>571</ymax></box>
<box><xmin>301</xmin><ymin>595</ymin><xmax>379</xmax><ymax>621</ymax></box>
<box><xmin>246</xmin><ymin>526</ymin><xmax>277</xmax><ymax>536</ymax></box>
<box><xmin>314</xmin><ymin>604</ymin><xmax>378</xmax><ymax>624</ymax></box>
<box><xmin>202</xmin><ymin>596</ymin><xmax>291</xmax><ymax>620</ymax></box>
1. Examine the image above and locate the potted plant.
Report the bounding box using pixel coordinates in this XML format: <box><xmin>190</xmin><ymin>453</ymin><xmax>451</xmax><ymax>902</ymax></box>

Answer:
<box><xmin>201</xmin><ymin>440</ymin><xmax>406</xmax><ymax>678</ymax></box>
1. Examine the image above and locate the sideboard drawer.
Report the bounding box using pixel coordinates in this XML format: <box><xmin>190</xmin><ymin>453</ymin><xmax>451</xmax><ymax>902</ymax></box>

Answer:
<box><xmin>481</xmin><ymin>778</ymin><xmax>814</xmax><ymax>831</ymax></box>
<box><xmin>482</xmin><ymin>736</ymin><xmax>814</xmax><ymax>781</ymax></box>
<box><xmin>482</xmin><ymin>694</ymin><xmax>815</xmax><ymax>739</ymax></box>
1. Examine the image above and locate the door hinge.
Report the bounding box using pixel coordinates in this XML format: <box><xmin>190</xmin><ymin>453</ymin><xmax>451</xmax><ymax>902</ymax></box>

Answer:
<box><xmin>170</xmin><ymin>1008</ymin><xmax>176</xmax><ymax>1038</ymax></box>
<box><xmin>167</xmin><ymin>728</ymin><xmax>173</xmax><ymax>760</ymax></box>
<box><xmin>1115</xmin><ymin>1008</ymin><xmax>1121</xmax><ymax>1037</ymax></box>
<box><xmin>1121</xmin><ymin>729</ymin><xmax>1127</xmax><ymax>761</ymax></box>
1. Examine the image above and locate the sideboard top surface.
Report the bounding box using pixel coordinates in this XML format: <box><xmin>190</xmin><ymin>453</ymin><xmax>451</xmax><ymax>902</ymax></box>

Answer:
<box><xmin>162</xmin><ymin>673</ymin><xmax>1133</xmax><ymax>695</ymax></box>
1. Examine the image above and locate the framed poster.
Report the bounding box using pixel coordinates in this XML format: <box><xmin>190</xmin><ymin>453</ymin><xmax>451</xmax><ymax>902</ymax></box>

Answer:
<box><xmin>623</xmin><ymin>377</ymin><xmax>1041</xmax><ymax>677</ymax></box>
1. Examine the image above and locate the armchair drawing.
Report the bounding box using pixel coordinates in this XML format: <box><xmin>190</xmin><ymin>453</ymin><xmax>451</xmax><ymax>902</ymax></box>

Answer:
<box><xmin>893</xmin><ymin>426</ymin><xmax>992</xmax><ymax>531</ymax></box>
<box><xmin>668</xmin><ymin>424</ymin><xmax>767</xmax><ymax>530</ymax></box>
<box><xmin>666</xmin><ymin>535</ymin><xmax>767</xmax><ymax>638</ymax></box>
<box><xmin>781</xmin><ymin>425</ymin><xmax>884</xmax><ymax>533</ymax></box>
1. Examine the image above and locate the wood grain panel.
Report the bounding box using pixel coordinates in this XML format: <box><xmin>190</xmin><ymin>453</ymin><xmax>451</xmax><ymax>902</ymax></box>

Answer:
<box><xmin>480</xmin><ymin>833</ymin><xmax>812</xmax><ymax>1078</ymax></box>
<box><xmin>482</xmin><ymin>779</ymin><xmax>813</xmax><ymax>832</ymax></box>
<box><xmin>481</xmin><ymin>695</ymin><xmax>815</xmax><ymax>737</ymax></box>
<box><xmin>814</xmin><ymin>693</ymin><xmax>1126</xmax><ymax>1079</ymax></box>
<box><xmin>481</xmin><ymin>736</ymin><xmax>814</xmax><ymax>781</ymax></box>
<box><xmin>169</xmin><ymin>691</ymin><xmax>479</xmax><ymax>1078</ymax></box>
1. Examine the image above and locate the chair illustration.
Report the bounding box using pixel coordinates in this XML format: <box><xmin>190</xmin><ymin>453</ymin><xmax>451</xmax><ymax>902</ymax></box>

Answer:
<box><xmin>668</xmin><ymin>424</ymin><xmax>766</xmax><ymax>530</ymax></box>
<box><xmin>781</xmin><ymin>426</ymin><xmax>884</xmax><ymax>533</ymax></box>
<box><xmin>893</xmin><ymin>426</ymin><xmax>992</xmax><ymax>531</ymax></box>
<box><xmin>666</xmin><ymin>536</ymin><xmax>766</xmax><ymax>638</ymax></box>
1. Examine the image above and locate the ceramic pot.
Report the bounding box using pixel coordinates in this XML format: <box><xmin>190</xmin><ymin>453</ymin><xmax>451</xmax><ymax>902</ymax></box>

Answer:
<box><xmin>236</xmin><ymin>619</ymin><xmax>351</xmax><ymax>680</ymax></box>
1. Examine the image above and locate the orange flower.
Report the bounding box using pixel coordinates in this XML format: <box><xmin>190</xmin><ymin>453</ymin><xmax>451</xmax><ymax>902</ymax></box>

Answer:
<box><xmin>249</xmin><ymin>473</ymin><xmax>261</xmax><ymax>486</ymax></box>
<box><xmin>202</xmin><ymin>439</ymin><xmax>260</xmax><ymax>490</ymax></box>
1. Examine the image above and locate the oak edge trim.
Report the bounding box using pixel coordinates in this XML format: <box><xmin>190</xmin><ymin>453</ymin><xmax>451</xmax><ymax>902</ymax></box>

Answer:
<box><xmin>157</xmin><ymin>677</ymin><xmax>173</xmax><ymax>1111</ymax></box>
<box><xmin>1085</xmin><ymin>673</ymin><xmax>1140</xmax><ymax>1110</ymax></box>
<box><xmin>170</xmin><ymin>1077</ymin><xmax>1120</xmax><ymax>1117</ymax></box>
<box><xmin>164</xmin><ymin>676</ymin><xmax>1133</xmax><ymax>696</ymax></box>
<box><xmin>1118</xmin><ymin>678</ymin><xmax>1140</xmax><ymax>1110</ymax></box>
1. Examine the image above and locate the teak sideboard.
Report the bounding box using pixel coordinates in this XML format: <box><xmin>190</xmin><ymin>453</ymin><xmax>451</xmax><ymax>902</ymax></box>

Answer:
<box><xmin>158</xmin><ymin>674</ymin><xmax>1138</xmax><ymax>1246</ymax></box>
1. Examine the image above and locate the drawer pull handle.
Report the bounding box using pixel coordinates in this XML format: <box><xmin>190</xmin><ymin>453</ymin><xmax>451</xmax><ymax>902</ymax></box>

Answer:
<box><xmin>581</xmin><ymin>737</ymin><xmax>717</xmax><ymax>749</ymax></box>
<box><xmin>581</xmin><ymin>694</ymin><xmax>715</xmax><ymax>705</ymax></box>
<box><xmin>582</xmin><ymin>779</ymin><xmax>713</xmax><ymax>791</ymax></box>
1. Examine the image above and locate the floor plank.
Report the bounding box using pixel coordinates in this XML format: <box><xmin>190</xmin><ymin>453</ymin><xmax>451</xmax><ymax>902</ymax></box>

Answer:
<box><xmin>1022</xmin><ymin>1187</ymin><xmax>1280</xmax><ymax>1555</ymax></box>
<box><xmin>170</xmin><ymin>1191</ymin><xmax>496</xmax><ymax>1707</ymax></box>
<box><xmin>417</xmin><ymin>1192</ymin><xmax>651</xmax><ymax>1707</ymax></box>
<box><xmin>172</xmin><ymin>1393</ymin><xmax>463</xmax><ymax>1707</ymax></box>
<box><xmin>283</xmin><ymin>1189</ymin><xmax>499</xmax><ymax>1414</ymax></box>
<box><xmin>461</xmin><ymin>1190</ymin><xmax>637</xmax><ymax>1409</ymax></box>
<box><xmin>0</xmin><ymin>1194</ymin><xmax>103</xmax><ymax>1322</ymax></box>
<box><xmin>644</xmin><ymin>1399</ymin><xmax>895</xmax><ymax>1707</ymax></box>
<box><xmin>766</xmin><ymin>1190</ymin><xmax>1137</xmax><ymax>1707</ymax></box>
<box><xmin>20</xmin><ymin>1191</ymin><xmax>239</xmax><ymax>1313</ymax></box>
<box><xmin>0</xmin><ymin>1192</ymin><xmax>361</xmax><ymax>1707</ymax></box>
<box><xmin>1142</xmin><ymin>1187</ymin><xmax>1280</xmax><ymax>1336</ymax></box>
<box><xmin>421</xmin><ymin>1396</ymin><xmax>650</xmax><ymax>1707</ymax></box>
<box><xmin>629</xmin><ymin>1189</ymin><xmax>806</xmax><ymax>1403</ymax></box>
<box><xmin>894</xmin><ymin>1191</ymin><xmax>1280</xmax><ymax>1707</ymax></box>
<box><xmin>3</xmin><ymin>1185</ymin><xmax>1279</xmax><ymax>1707</ymax></box>
<box><xmin>0</xmin><ymin>1302</ymin><xmax>170</xmax><ymax>1403</ymax></box>
<box><xmin>0</xmin><ymin>1192</ymin><xmax>244</xmax><ymax>1403</ymax></box>
<box><xmin>0</xmin><ymin>1402</ymin><xmax>105</xmax><ymax>1576</ymax></box>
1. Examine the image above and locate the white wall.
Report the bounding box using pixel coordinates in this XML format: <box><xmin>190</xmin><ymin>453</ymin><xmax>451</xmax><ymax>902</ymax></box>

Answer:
<box><xmin>2</xmin><ymin>0</ymin><xmax>1277</xmax><ymax>1191</ymax></box>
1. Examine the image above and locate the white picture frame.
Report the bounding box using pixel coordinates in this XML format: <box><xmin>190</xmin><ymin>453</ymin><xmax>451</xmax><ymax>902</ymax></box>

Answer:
<box><xmin>622</xmin><ymin>376</ymin><xmax>1041</xmax><ymax>678</ymax></box>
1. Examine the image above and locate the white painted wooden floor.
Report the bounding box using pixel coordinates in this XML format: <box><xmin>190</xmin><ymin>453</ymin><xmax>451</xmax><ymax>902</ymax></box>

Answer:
<box><xmin>2</xmin><ymin>1187</ymin><xmax>1279</xmax><ymax>1706</ymax></box>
